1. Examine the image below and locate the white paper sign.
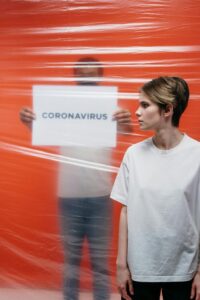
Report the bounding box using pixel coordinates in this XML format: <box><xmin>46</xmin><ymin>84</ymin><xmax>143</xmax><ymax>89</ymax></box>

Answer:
<box><xmin>32</xmin><ymin>85</ymin><xmax>117</xmax><ymax>147</ymax></box>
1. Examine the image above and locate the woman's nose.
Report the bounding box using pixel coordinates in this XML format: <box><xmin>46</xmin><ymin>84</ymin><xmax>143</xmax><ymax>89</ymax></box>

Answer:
<box><xmin>135</xmin><ymin>108</ymin><xmax>141</xmax><ymax>117</ymax></box>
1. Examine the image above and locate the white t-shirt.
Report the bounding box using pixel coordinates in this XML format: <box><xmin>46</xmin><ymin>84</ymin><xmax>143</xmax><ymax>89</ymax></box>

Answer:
<box><xmin>111</xmin><ymin>134</ymin><xmax>200</xmax><ymax>282</ymax></box>
<box><xmin>58</xmin><ymin>146</ymin><xmax>113</xmax><ymax>198</ymax></box>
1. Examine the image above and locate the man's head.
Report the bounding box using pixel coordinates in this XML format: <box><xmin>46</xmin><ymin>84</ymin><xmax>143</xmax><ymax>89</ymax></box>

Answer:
<box><xmin>74</xmin><ymin>57</ymin><xmax>103</xmax><ymax>86</ymax></box>
<box><xmin>140</xmin><ymin>76</ymin><xmax>190</xmax><ymax>127</ymax></box>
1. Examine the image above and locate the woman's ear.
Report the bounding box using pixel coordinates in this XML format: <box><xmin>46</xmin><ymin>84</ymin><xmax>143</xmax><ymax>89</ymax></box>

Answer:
<box><xmin>164</xmin><ymin>104</ymin><xmax>173</xmax><ymax>117</ymax></box>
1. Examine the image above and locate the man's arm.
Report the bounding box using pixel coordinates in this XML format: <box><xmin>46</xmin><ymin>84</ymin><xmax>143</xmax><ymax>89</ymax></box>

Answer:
<box><xmin>19</xmin><ymin>107</ymin><xmax>35</xmax><ymax>130</ymax></box>
<box><xmin>116</xmin><ymin>205</ymin><xmax>133</xmax><ymax>300</ymax></box>
<box><xmin>113</xmin><ymin>109</ymin><xmax>133</xmax><ymax>134</ymax></box>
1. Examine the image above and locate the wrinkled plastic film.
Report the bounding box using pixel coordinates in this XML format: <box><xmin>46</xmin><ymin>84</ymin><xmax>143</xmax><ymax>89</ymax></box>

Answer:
<box><xmin>1</xmin><ymin>1</ymin><xmax>200</xmax><ymax>300</ymax></box>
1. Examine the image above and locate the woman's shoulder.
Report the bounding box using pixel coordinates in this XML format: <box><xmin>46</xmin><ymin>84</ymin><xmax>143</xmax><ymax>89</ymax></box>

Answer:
<box><xmin>184</xmin><ymin>134</ymin><xmax>200</xmax><ymax>149</ymax></box>
<box><xmin>184</xmin><ymin>135</ymin><xmax>200</xmax><ymax>161</ymax></box>
<box><xmin>124</xmin><ymin>137</ymin><xmax>152</xmax><ymax>157</ymax></box>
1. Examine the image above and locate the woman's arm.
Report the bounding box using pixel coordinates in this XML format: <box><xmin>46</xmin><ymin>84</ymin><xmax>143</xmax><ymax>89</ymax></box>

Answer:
<box><xmin>191</xmin><ymin>258</ymin><xmax>200</xmax><ymax>300</ymax></box>
<box><xmin>190</xmin><ymin>268</ymin><xmax>200</xmax><ymax>300</ymax></box>
<box><xmin>116</xmin><ymin>205</ymin><xmax>133</xmax><ymax>300</ymax></box>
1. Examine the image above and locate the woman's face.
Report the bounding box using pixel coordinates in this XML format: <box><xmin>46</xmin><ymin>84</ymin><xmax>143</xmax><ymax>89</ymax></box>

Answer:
<box><xmin>135</xmin><ymin>92</ymin><xmax>164</xmax><ymax>131</ymax></box>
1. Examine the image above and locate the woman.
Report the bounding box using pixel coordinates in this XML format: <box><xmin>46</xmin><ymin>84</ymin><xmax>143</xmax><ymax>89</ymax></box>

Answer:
<box><xmin>111</xmin><ymin>76</ymin><xmax>200</xmax><ymax>300</ymax></box>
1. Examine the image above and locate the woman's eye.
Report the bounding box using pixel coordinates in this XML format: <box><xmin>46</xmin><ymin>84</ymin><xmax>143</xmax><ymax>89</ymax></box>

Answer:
<box><xmin>141</xmin><ymin>102</ymin><xmax>149</xmax><ymax>108</ymax></box>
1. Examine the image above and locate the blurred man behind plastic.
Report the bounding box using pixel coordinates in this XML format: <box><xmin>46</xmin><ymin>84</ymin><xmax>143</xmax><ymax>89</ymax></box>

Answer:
<box><xmin>20</xmin><ymin>57</ymin><xmax>132</xmax><ymax>300</ymax></box>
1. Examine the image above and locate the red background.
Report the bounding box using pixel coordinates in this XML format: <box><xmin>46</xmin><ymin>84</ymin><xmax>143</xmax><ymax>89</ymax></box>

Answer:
<box><xmin>0</xmin><ymin>0</ymin><xmax>200</xmax><ymax>291</ymax></box>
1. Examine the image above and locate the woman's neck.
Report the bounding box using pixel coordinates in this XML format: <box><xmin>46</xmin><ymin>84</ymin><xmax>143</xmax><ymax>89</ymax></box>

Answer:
<box><xmin>153</xmin><ymin>127</ymin><xmax>184</xmax><ymax>150</ymax></box>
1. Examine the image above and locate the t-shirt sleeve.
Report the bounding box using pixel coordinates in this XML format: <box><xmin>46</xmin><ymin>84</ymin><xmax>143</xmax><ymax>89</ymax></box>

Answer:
<box><xmin>110</xmin><ymin>151</ymin><xmax>129</xmax><ymax>205</ymax></box>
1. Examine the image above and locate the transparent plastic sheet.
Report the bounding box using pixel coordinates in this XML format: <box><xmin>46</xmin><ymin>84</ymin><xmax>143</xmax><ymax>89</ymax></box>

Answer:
<box><xmin>0</xmin><ymin>0</ymin><xmax>200</xmax><ymax>299</ymax></box>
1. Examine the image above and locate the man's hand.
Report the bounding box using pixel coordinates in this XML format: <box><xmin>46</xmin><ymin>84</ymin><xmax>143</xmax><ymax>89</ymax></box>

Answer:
<box><xmin>191</xmin><ymin>271</ymin><xmax>200</xmax><ymax>300</ymax></box>
<box><xmin>19</xmin><ymin>107</ymin><xmax>35</xmax><ymax>129</ymax></box>
<box><xmin>116</xmin><ymin>264</ymin><xmax>134</xmax><ymax>300</ymax></box>
<box><xmin>112</xmin><ymin>109</ymin><xmax>133</xmax><ymax>134</ymax></box>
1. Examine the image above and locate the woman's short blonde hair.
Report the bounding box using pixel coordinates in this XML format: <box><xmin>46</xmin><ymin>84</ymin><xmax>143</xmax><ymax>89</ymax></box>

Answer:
<box><xmin>141</xmin><ymin>76</ymin><xmax>189</xmax><ymax>127</ymax></box>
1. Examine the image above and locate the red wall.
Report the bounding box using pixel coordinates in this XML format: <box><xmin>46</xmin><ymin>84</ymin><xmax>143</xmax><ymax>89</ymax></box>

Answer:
<box><xmin>0</xmin><ymin>0</ymin><xmax>200</xmax><ymax>291</ymax></box>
